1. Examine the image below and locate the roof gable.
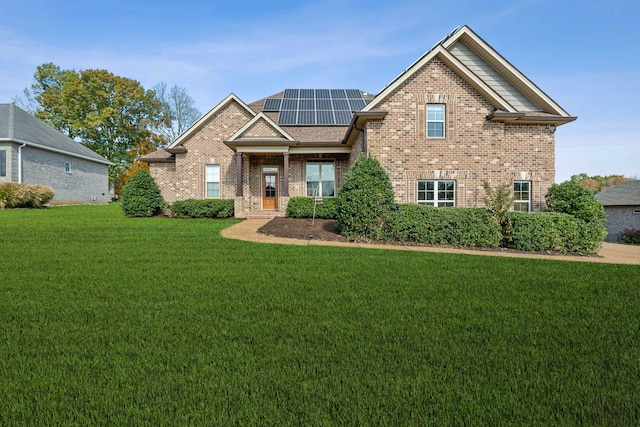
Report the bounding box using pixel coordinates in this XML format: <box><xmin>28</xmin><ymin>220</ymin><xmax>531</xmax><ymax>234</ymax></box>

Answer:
<box><xmin>227</xmin><ymin>112</ymin><xmax>295</xmax><ymax>142</ymax></box>
<box><xmin>169</xmin><ymin>93</ymin><xmax>256</xmax><ymax>148</ymax></box>
<box><xmin>363</xmin><ymin>25</ymin><xmax>572</xmax><ymax>118</ymax></box>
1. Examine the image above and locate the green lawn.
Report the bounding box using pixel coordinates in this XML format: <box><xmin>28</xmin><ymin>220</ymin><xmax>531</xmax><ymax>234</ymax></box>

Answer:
<box><xmin>1</xmin><ymin>203</ymin><xmax>639</xmax><ymax>425</ymax></box>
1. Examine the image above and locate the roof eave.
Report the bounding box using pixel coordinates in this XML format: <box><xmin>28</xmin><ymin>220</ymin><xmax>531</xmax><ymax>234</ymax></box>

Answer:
<box><xmin>342</xmin><ymin>110</ymin><xmax>388</xmax><ymax>145</ymax></box>
<box><xmin>487</xmin><ymin>111</ymin><xmax>577</xmax><ymax>126</ymax></box>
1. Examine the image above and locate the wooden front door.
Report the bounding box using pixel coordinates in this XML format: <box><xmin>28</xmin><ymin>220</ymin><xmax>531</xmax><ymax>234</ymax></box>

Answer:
<box><xmin>262</xmin><ymin>173</ymin><xmax>278</xmax><ymax>209</ymax></box>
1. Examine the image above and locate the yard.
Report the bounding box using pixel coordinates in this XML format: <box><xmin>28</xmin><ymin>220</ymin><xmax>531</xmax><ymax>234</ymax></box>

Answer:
<box><xmin>1</xmin><ymin>203</ymin><xmax>639</xmax><ymax>425</ymax></box>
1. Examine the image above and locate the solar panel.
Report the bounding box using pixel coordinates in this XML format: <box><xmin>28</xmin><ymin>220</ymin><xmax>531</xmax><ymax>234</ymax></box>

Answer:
<box><xmin>283</xmin><ymin>89</ymin><xmax>299</xmax><ymax>99</ymax></box>
<box><xmin>263</xmin><ymin>98</ymin><xmax>281</xmax><ymax>111</ymax></box>
<box><xmin>275</xmin><ymin>89</ymin><xmax>366</xmax><ymax>126</ymax></box>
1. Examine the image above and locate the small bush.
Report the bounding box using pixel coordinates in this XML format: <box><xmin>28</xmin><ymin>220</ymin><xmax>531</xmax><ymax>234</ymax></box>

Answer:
<box><xmin>546</xmin><ymin>180</ymin><xmax>606</xmax><ymax>225</ymax></box>
<box><xmin>336</xmin><ymin>155</ymin><xmax>396</xmax><ymax>239</ymax></box>
<box><xmin>120</xmin><ymin>170</ymin><xmax>164</xmax><ymax>217</ymax></box>
<box><xmin>388</xmin><ymin>204</ymin><xmax>503</xmax><ymax>247</ymax></box>
<box><xmin>169</xmin><ymin>199</ymin><xmax>234</xmax><ymax>219</ymax></box>
<box><xmin>620</xmin><ymin>228</ymin><xmax>640</xmax><ymax>245</ymax></box>
<box><xmin>505</xmin><ymin>211</ymin><xmax>606</xmax><ymax>254</ymax></box>
<box><xmin>483</xmin><ymin>181</ymin><xmax>514</xmax><ymax>226</ymax></box>
<box><xmin>0</xmin><ymin>182</ymin><xmax>54</xmax><ymax>208</ymax></box>
<box><xmin>286</xmin><ymin>197</ymin><xmax>337</xmax><ymax>219</ymax></box>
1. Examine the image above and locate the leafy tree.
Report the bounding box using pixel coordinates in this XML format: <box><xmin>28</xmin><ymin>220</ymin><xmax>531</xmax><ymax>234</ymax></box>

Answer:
<box><xmin>336</xmin><ymin>154</ymin><xmax>396</xmax><ymax>239</ymax></box>
<box><xmin>152</xmin><ymin>82</ymin><xmax>201</xmax><ymax>146</ymax></box>
<box><xmin>483</xmin><ymin>181</ymin><xmax>514</xmax><ymax>226</ymax></box>
<box><xmin>570</xmin><ymin>173</ymin><xmax>632</xmax><ymax>193</ymax></box>
<box><xmin>20</xmin><ymin>63</ymin><xmax>163</xmax><ymax>193</ymax></box>
<box><xmin>121</xmin><ymin>170</ymin><xmax>164</xmax><ymax>217</ymax></box>
<box><xmin>545</xmin><ymin>180</ymin><xmax>606</xmax><ymax>225</ymax></box>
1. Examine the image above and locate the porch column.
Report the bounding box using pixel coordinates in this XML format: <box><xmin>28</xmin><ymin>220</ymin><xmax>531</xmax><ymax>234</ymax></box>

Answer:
<box><xmin>283</xmin><ymin>152</ymin><xmax>289</xmax><ymax>196</ymax></box>
<box><xmin>235</xmin><ymin>153</ymin><xmax>243</xmax><ymax>196</ymax></box>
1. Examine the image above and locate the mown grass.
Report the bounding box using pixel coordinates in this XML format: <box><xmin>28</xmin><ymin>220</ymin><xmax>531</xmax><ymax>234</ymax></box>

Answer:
<box><xmin>1</xmin><ymin>203</ymin><xmax>639</xmax><ymax>425</ymax></box>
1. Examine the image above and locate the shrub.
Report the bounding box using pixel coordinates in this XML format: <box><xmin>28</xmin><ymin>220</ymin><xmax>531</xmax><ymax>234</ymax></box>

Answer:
<box><xmin>546</xmin><ymin>180</ymin><xmax>606</xmax><ymax>225</ymax></box>
<box><xmin>505</xmin><ymin>211</ymin><xmax>606</xmax><ymax>254</ymax></box>
<box><xmin>120</xmin><ymin>170</ymin><xmax>164</xmax><ymax>217</ymax></box>
<box><xmin>336</xmin><ymin>155</ymin><xmax>396</xmax><ymax>239</ymax></box>
<box><xmin>286</xmin><ymin>197</ymin><xmax>337</xmax><ymax>219</ymax></box>
<box><xmin>483</xmin><ymin>181</ymin><xmax>514</xmax><ymax>226</ymax></box>
<box><xmin>169</xmin><ymin>199</ymin><xmax>234</xmax><ymax>219</ymax></box>
<box><xmin>388</xmin><ymin>204</ymin><xmax>503</xmax><ymax>247</ymax></box>
<box><xmin>0</xmin><ymin>182</ymin><xmax>54</xmax><ymax>208</ymax></box>
<box><xmin>620</xmin><ymin>228</ymin><xmax>640</xmax><ymax>245</ymax></box>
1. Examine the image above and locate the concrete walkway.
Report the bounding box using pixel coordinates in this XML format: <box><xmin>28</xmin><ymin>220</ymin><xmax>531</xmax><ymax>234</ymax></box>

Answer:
<box><xmin>221</xmin><ymin>219</ymin><xmax>640</xmax><ymax>265</ymax></box>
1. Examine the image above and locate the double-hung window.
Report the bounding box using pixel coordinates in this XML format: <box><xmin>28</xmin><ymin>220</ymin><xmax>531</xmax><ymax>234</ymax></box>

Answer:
<box><xmin>306</xmin><ymin>161</ymin><xmax>335</xmax><ymax>197</ymax></box>
<box><xmin>417</xmin><ymin>180</ymin><xmax>455</xmax><ymax>207</ymax></box>
<box><xmin>427</xmin><ymin>104</ymin><xmax>445</xmax><ymax>138</ymax></box>
<box><xmin>514</xmin><ymin>181</ymin><xmax>530</xmax><ymax>212</ymax></box>
<box><xmin>64</xmin><ymin>162</ymin><xmax>71</xmax><ymax>173</ymax></box>
<box><xmin>206</xmin><ymin>164</ymin><xmax>220</xmax><ymax>198</ymax></box>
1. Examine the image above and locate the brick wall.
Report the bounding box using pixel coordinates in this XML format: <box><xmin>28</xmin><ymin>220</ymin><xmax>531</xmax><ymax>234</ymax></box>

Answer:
<box><xmin>364</xmin><ymin>59</ymin><xmax>556</xmax><ymax>210</ymax></box>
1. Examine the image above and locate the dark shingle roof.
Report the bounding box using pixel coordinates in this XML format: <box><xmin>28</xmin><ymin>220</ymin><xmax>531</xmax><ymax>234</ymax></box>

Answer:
<box><xmin>594</xmin><ymin>180</ymin><xmax>640</xmax><ymax>206</ymax></box>
<box><xmin>0</xmin><ymin>103</ymin><xmax>111</xmax><ymax>165</ymax></box>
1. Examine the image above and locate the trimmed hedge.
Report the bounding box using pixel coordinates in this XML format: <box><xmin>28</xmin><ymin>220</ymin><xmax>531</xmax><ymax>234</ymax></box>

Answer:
<box><xmin>505</xmin><ymin>211</ymin><xmax>606</xmax><ymax>254</ymax></box>
<box><xmin>388</xmin><ymin>204</ymin><xmax>503</xmax><ymax>247</ymax></box>
<box><xmin>286</xmin><ymin>197</ymin><xmax>337</xmax><ymax>219</ymax></box>
<box><xmin>336</xmin><ymin>155</ymin><xmax>396</xmax><ymax>239</ymax></box>
<box><xmin>169</xmin><ymin>199</ymin><xmax>234</xmax><ymax>219</ymax></box>
<box><xmin>121</xmin><ymin>170</ymin><xmax>164</xmax><ymax>217</ymax></box>
<box><xmin>0</xmin><ymin>182</ymin><xmax>54</xmax><ymax>209</ymax></box>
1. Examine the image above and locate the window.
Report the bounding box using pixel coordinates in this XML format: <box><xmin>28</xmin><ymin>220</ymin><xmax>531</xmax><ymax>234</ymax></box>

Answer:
<box><xmin>427</xmin><ymin>104</ymin><xmax>445</xmax><ymax>138</ymax></box>
<box><xmin>417</xmin><ymin>180</ymin><xmax>455</xmax><ymax>207</ymax></box>
<box><xmin>0</xmin><ymin>150</ymin><xmax>6</xmax><ymax>177</ymax></box>
<box><xmin>306</xmin><ymin>161</ymin><xmax>335</xmax><ymax>197</ymax></box>
<box><xmin>514</xmin><ymin>181</ymin><xmax>530</xmax><ymax>212</ymax></box>
<box><xmin>64</xmin><ymin>162</ymin><xmax>71</xmax><ymax>173</ymax></box>
<box><xmin>205</xmin><ymin>164</ymin><xmax>220</xmax><ymax>198</ymax></box>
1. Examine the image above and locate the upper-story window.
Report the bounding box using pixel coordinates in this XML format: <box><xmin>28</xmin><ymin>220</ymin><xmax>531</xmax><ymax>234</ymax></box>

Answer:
<box><xmin>427</xmin><ymin>104</ymin><xmax>445</xmax><ymax>138</ymax></box>
<box><xmin>514</xmin><ymin>181</ymin><xmax>530</xmax><ymax>212</ymax></box>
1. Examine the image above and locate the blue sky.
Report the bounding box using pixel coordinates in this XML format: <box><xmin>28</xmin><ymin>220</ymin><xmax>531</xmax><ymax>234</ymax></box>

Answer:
<box><xmin>1</xmin><ymin>0</ymin><xmax>638</xmax><ymax>182</ymax></box>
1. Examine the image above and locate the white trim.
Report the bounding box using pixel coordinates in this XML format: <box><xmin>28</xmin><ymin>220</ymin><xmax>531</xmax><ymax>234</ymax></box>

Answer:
<box><xmin>236</xmin><ymin>146</ymin><xmax>289</xmax><ymax>154</ymax></box>
<box><xmin>0</xmin><ymin>138</ymin><xmax>112</xmax><ymax>165</ymax></box>
<box><xmin>205</xmin><ymin>164</ymin><xmax>221</xmax><ymax>199</ymax></box>
<box><xmin>261</xmin><ymin>166</ymin><xmax>279</xmax><ymax>210</ymax></box>
<box><xmin>168</xmin><ymin>93</ymin><xmax>256</xmax><ymax>148</ymax></box>
<box><xmin>227</xmin><ymin>112</ymin><xmax>295</xmax><ymax>142</ymax></box>
<box><xmin>417</xmin><ymin>179</ymin><xmax>456</xmax><ymax>207</ymax></box>
<box><xmin>289</xmin><ymin>147</ymin><xmax>351</xmax><ymax>154</ymax></box>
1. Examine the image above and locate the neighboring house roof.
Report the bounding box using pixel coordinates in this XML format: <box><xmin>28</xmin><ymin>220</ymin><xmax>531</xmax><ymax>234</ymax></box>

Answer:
<box><xmin>595</xmin><ymin>180</ymin><xmax>640</xmax><ymax>206</ymax></box>
<box><xmin>0</xmin><ymin>103</ymin><xmax>112</xmax><ymax>165</ymax></box>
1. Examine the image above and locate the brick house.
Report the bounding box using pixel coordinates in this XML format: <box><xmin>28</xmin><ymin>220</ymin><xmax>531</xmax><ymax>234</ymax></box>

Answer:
<box><xmin>0</xmin><ymin>103</ymin><xmax>112</xmax><ymax>204</ymax></box>
<box><xmin>142</xmin><ymin>26</ymin><xmax>575</xmax><ymax>218</ymax></box>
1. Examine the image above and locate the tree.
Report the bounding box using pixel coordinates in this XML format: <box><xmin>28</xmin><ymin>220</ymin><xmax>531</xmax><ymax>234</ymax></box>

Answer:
<box><xmin>21</xmin><ymin>63</ymin><xmax>163</xmax><ymax>193</ymax></box>
<box><xmin>152</xmin><ymin>82</ymin><xmax>201</xmax><ymax>146</ymax></box>
<box><xmin>570</xmin><ymin>173</ymin><xmax>632</xmax><ymax>193</ymax></box>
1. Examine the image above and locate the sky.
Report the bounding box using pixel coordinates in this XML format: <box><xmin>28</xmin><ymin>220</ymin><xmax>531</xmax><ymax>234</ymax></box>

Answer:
<box><xmin>1</xmin><ymin>0</ymin><xmax>638</xmax><ymax>182</ymax></box>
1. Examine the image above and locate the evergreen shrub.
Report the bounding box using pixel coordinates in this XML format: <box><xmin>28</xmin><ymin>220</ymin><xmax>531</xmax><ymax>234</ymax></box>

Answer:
<box><xmin>620</xmin><ymin>228</ymin><xmax>640</xmax><ymax>245</ymax></box>
<box><xmin>286</xmin><ymin>197</ymin><xmax>337</xmax><ymax>219</ymax></box>
<box><xmin>336</xmin><ymin>155</ymin><xmax>396</xmax><ymax>239</ymax></box>
<box><xmin>388</xmin><ymin>204</ymin><xmax>502</xmax><ymax>247</ymax></box>
<box><xmin>545</xmin><ymin>180</ymin><xmax>606</xmax><ymax>225</ymax></box>
<box><xmin>120</xmin><ymin>170</ymin><xmax>164</xmax><ymax>217</ymax></box>
<box><xmin>505</xmin><ymin>211</ymin><xmax>605</xmax><ymax>254</ymax></box>
<box><xmin>169</xmin><ymin>199</ymin><xmax>234</xmax><ymax>218</ymax></box>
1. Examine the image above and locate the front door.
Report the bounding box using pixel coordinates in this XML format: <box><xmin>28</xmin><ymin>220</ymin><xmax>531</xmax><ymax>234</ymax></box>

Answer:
<box><xmin>262</xmin><ymin>173</ymin><xmax>278</xmax><ymax>209</ymax></box>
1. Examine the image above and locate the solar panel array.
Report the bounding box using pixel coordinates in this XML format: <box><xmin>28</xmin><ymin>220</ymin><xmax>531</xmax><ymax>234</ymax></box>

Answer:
<box><xmin>263</xmin><ymin>89</ymin><xmax>370</xmax><ymax>126</ymax></box>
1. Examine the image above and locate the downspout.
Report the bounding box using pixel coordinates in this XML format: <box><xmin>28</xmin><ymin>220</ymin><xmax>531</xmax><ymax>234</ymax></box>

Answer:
<box><xmin>18</xmin><ymin>143</ymin><xmax>26</xmax><ymax>183</ymax></box>
<box><xmin>354</xmin><ymin>124</ymin><xmax>367</xmax><ymax>153</ymax></box>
